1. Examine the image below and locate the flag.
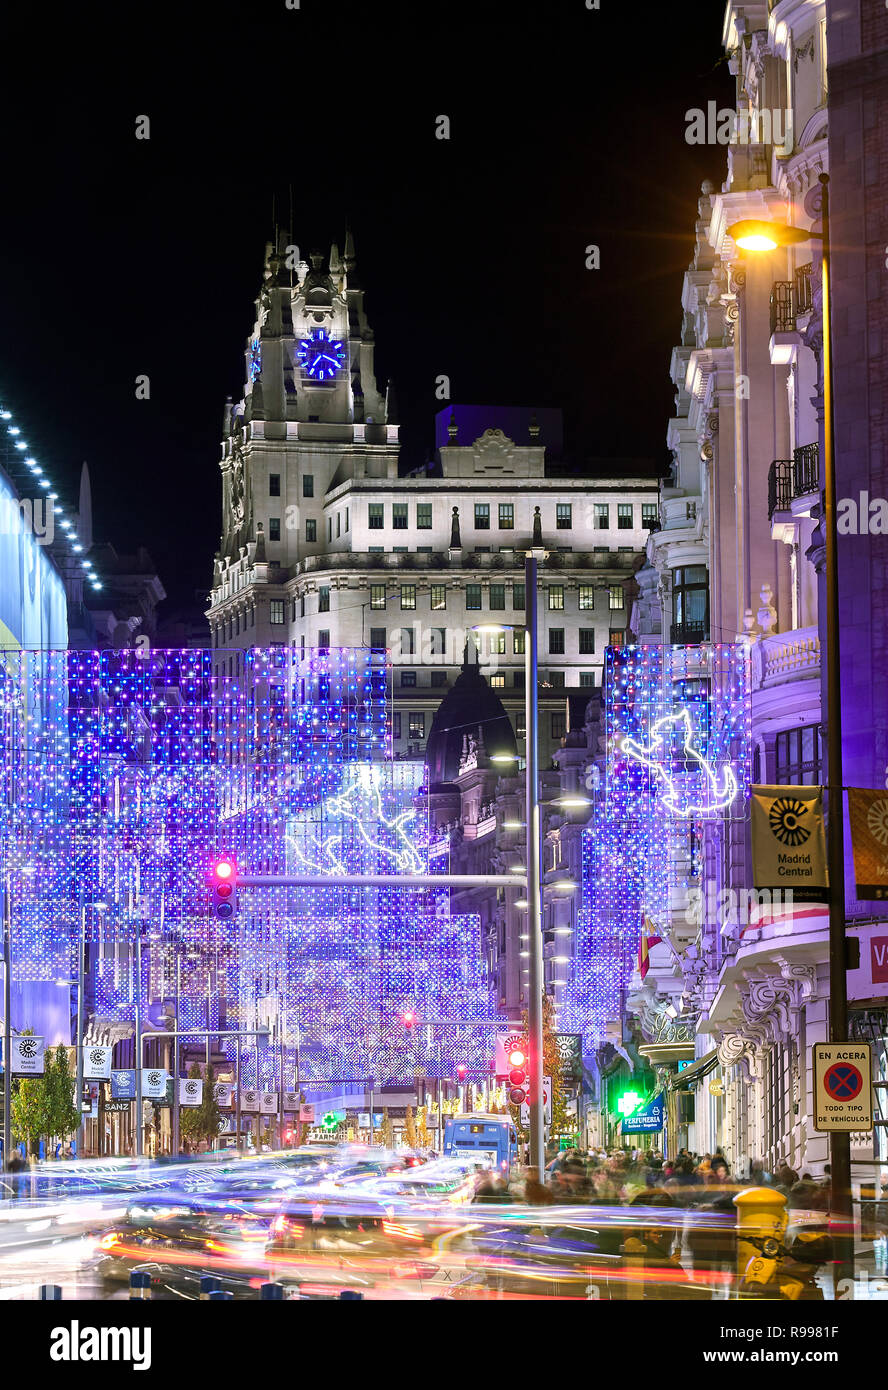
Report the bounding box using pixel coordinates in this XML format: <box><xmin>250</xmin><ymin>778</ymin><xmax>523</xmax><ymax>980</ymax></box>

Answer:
<box><xmin>638</xmin><ymin>920</ymin><xmax>663</xmax><ymax>979</ymax></box>
<box><xmin>848</xmin><ymin>787</ymin><xmax>888</xmax><ymax>899</ymax></box>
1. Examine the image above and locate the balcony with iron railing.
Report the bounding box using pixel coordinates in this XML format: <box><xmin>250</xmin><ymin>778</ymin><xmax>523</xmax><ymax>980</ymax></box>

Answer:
<box><xmin>769</xmin><ymin>265</ymin><xmax>813</xmax><ymax>335</ymax></box>
<box><xmin>768</xmin><ymin>442</ymin><xmax>820</xmax><ymax>520</ymax></box>
<box><xmin>669</xmin><ymin>619</ymin><xmax>709</xmax><ymax>644</ymax></box>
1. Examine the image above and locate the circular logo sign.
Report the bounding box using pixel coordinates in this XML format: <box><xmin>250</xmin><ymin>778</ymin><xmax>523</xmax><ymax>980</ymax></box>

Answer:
<box><xmin>19</xmin><ymin>1039</ymin><xmax>37</xmax><ymax>1058</ymax></box>
<box><xmin>185</xmin><ymin>1081</ymin><xmax>199</xmax><ymax>1096</ymax></box>
<box><xmin>148</xmin><ymin>1071</ymin><xmax>162</xmax><ymax>1086</ymax></box>
<box><xmin>89</xmin><ymin>1048</ymin><xmax>105</xmax><ymax>1066</ymax></box>
<box><xmin>824</xmin><ymin>1062</ymin><xmax>863</xmax><ymax>1101</ymax></box>
<box><xmin>768</xmin><ymin>797</ymin><xmax>811</xmax><ymax>846</ymax></box>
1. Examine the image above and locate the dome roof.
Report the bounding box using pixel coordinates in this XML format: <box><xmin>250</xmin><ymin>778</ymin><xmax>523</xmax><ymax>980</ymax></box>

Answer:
<box><xmin>425</xmin><ymin>657</ymin><xmax>517</xmax><ymax>789</ymax></box>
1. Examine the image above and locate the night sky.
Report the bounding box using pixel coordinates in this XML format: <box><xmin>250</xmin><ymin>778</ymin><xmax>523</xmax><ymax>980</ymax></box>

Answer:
<box><xmin>0</xmin><ymin>0</ymin><xmax>733</xmax><ymax>613</ymax></box>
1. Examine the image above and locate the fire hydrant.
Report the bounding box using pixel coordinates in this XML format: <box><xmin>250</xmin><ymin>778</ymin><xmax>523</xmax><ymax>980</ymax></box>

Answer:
<box><xmin>733</xmin><ymin>1186</ymin><xmax>788</xmax><ymax>1298</ymax></box>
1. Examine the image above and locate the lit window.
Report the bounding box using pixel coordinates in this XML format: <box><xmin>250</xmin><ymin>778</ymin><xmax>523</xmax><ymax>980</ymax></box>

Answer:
<box><xmin>548</xmin><ymin>586</ymin><xmax>564</xmax><ymax>611</ymax></box>
<box><xmin>400</xmin><ymin>585</ymin><xmax>416</xmax><ymax>610</ymax></box>
<box><xmin>491</xmin><ymin>673</ymin><xmax>505</xmax><ymax>688</ymax></box>
<box><xmin>430</xmin><ymin>584</ymin><xmax>446</xmax><ymax>611</ymax></box>
<box><xmin>608</xmin><ymin>585</ymin><xmax>624</xmax><ymax>611</ymax></box>
<box><xmin>617</xmin><ymin>503</ymin><xmax>633</xmax><ymax>530</ymax></box>
<box><xmin>556</xmin><ymin>504</ymin><xmax>572</xmax><ymax>530</ymax></box>
<box><xmin>409</xmin><ymin>712</ymin><xmax>425</xmax><ymax>739</ymax></box>
<box><xmin>578</xmin><ymin>585</ymin><xmax>594</xmax><ymax>610</ymax></box>
<box><xmin>513</xmin><ymin>630</ymin><xmax>525</xmax><ymax>655</ymax></box>
<box><xmin>489</xmin><ymin>633</ymin><xmax>506</xmax><ymax>656</ymax></box>
<box><xmin>370</xmin><ymin>585</ymin><xmax>387</xmax><ymax>610</ymax></box>
<box><xmin>499</xmin><ymin>503</ymin><xmax>514</xmax><ymax>530</ymax></box>
<box><xmin>594</xmin><ymin>503</ymin><xmax>609</xmax><ymax>529</ymax></box>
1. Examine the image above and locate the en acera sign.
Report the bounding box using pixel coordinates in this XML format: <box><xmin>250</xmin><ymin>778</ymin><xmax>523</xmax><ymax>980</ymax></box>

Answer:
<box><xmin>812</xmin><ymin>1043</ymin><xmax>873</xmax><ymax>1131</ymax></box>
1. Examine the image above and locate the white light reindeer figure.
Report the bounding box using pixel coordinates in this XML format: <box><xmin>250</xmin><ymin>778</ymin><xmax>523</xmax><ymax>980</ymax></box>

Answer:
<box><xmin>618</xmin><ymin>708</ymin><xmax>738</xmax><ymax>817</ymax></box>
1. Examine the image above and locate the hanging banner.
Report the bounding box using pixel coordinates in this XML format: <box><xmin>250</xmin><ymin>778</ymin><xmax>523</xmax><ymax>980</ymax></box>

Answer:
<box><xmin>282</xmin><ymin>1090</ymin><xmax>300</xmax><ymax>1112</ymax></box>
<box><xmin>179</xmin><ymin>1077</ymin><xmax>203</xmax><ymax>1107</ymax></box>
<box><xmin>10</xmin><ymin>1036</ymin><xmax>45</xmax><ymax>1075</ymax></box>
<box><xmin>300</xmin><ymin>1103</ymin><xmax>315</xmax><ymax>1123</ymax></box>
<box><xmin>848</xmin><ymin>788</ymin><xmax>888</xmax><ymax>899</ymax></box>
<box><xmin>214</xmin><ymin>1083</ymin><xmax>234</xmax><ymax>1109</ymax></box>
<box><xmin>241</xmin><ymin>1088</ymin><xmax>260</xmax><ymax>1112</ymax></box>
<box><xmin>141</xmin><ymin>1068</ymin><xmax>168</xmax><ymax>1100</ymax></box>
<box><xmin>751</xmin><ymin>784</ymin><xmax>828</xmax><ymax>900</ymax></box>
<box><xmin>260</xmin><ymin>1091</ymin><xmax>278</xmax><ymax>1115</ymax></box>
<box><xmin>110</xmin><ymin>1070</ymin><xmax>137</xmax><ymax>1100</ymax></box>
<box><xmin>554</xmin><ymin>1034</ymin><xmax>583</xmax><ymax>1086</ymax></box>
<box><xmin>82</xmin><ymin>1044</ymin><xmax>113</xmax><ymax>1081</ymax></box>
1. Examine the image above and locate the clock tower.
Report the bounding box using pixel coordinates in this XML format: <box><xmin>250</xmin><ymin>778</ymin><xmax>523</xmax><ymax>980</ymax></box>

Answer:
<box><xmin>212</xmin><ymin>228</ymin><xmax>398</xmax><ymax>626</ymax></box>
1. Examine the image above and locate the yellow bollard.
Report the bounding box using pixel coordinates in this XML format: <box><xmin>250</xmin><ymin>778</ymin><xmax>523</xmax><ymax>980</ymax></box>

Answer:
<box><xmin>733</xmin><ymin>1186</ymin><xmax>788</xmax><ymax>1299</ymax></box>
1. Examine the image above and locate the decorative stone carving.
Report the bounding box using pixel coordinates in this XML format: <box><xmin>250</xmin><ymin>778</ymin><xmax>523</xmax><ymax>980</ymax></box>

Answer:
<box><xmin>718</xmin><ymin>1033</ymin><xmax>758</xmax><ymax>1081</ymax></box>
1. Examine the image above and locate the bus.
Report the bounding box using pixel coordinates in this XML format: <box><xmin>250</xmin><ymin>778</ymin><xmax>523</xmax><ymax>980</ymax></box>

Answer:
<box><xmin>442</xmin><ymin>1114</ymin><xmax>518</xmax><ymax>1172</ymax></box>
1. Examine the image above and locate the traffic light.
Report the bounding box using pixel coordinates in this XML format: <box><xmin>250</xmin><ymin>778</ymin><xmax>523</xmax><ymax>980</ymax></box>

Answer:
<box><xmin>211</xmin><ymin>857</ymin><xmax>238</xmax><ymax>921</ymax></box>
<box><xmin>508</xmin><ymin>1047</ymin><xmax>528</xmax><ymax>1105</ymax></box>
<box><xmin>401</xmin><ymin>1008</ymin><xmax>417</xmax><ymax>1029</ymax></box>
<box><xmin>455</xmin><ymin>1063</ymin><xmax>468</xmax><ymax>1084</ymax></box>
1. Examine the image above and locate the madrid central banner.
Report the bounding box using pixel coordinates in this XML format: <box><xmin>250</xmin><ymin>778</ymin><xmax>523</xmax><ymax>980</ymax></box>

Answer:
<box><xmin>751</xmin><ymin>784</ymin><xmax>828</xmax><ymax>901</ymax></box>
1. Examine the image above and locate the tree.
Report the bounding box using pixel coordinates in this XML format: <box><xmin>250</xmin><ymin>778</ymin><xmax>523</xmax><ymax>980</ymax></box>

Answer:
<box><xmin>180</xmin><ymin>1063</ymin><xmax>221</xmax><ymax>1149</ymax></box>
<box><xmin>403</xmin><ymin>1105</ymin><xmax>417</xmax><ymax>1148</ymax></box>
<box><xmin>416</xmin><ymin>1106</ymin><xmax>430</xmax><ymax>1148</ymax></box>
<box><xmin>11</xmin><ymin>1077</ymin><xmax>48</xmax><ymax>1157</ymax></box>
<box><xmin>46</xmin><ymin>1046</ymin><xmax>78</xmax><ymax>1145</ymax></box>
<box><xmin>377</xmin><ymin>1107</ymin><xmax>394</xmax><ymax>1147</ymax></box>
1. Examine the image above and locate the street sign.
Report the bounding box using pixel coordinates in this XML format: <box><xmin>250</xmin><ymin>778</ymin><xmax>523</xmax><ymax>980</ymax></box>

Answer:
<box><xmin>10</xmin><ymin>1036</ymin><xmax>45</xmax><ymax>1076</ymax></box>
<box><xmin>179</xmin><ymin>1078</ymin><xmax>203</xmax><ymax>1108</ymax></box>
<box><xmin>520</xmin><ymin>1076</ymin><xmax>552</xmax><ymax>1126</ymax></box>
<box><xmin>110</xmin><ymin>1070</ymin><xmax>137</xmax><ymax>1100</ymax></box>
<box><xmin>82</xmin><ymin>1045</ymin><xmax>112</xmax><ymax>1081</ymax></box>
<box><xmin>105</xmin><ymin>1099</ymin><xmax>131</xmax><ymax>1114</ymax></box>
<box><xmin>142</xmin><ymin>1068</ymin><xmax>167</xmax><ymax>1099</ymax></box>
<box><xmin>620</xmin><ymin>1093</ymin><xmax>665</xmax><ymax>1134</ymax></box>
<box><xmin>813</xmin><ymin>1042</ymin><xmax>873</xmax><ymax>1131</ymax></box>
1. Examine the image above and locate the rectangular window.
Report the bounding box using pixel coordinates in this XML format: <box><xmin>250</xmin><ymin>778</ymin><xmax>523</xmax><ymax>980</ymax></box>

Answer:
<box><xmin>595</xmin><ymin>503</ymin><xmax>609</xmax><ymax>529</ymax></box>
<box><xmin>416</xmin><ymin>546</ymin><xmax>433</xmax><ymax>553</ymax></box>
<box><xmin>513</xmin><ymin>670</ymin><xmax>525</xmax><ymax>689</ymax></box>
<box><xmin>369</xmin><ymin>627</ymin><xmax>386</xmax><ymax>650</ymax></box>
<box><xmin>431</xmin><ymin>670</ymin><xmax>447</xmax><ymax>687</ymax></box>
<box><xmin>499</xmin><ymin>503</ymin><xmax>514</xmax><ymax>530</ymax></box>
<box><xmin>516</xmin><ymin>713</ymin><xmax>526</xmax><ymax>739</ymax></box>
<box><xmin>327</xmin><ymin>517</ymin><xmax>333</xmax><ymax>542</ymax></box>
<box><xmin>300</xmin><ymin>594</ymin><xmax>305</xmax><ymax>618</ymax></box>
<box><xmin>344</xmin><ymin>507</ymin><xmax>349</xmax><ymax>532</ymax></box>
<box><xmin>370</xmin><ymin>584</ymin><xmax>387</xmax><ymax>611</ymax></box>
<box><xmin>578</xmin><ymin>585</ymin><xmax>595</xmax><ymax>611</ymax></box>
<box><xmin>392</xmin><ymin>712</ymin><xmax>402</xmax><ymax>739</ymax></box>
<box><xmin>513</xmin><ymin>630</ymin><xmax>525</xmax><ymax>656</ymax></box>
<box><xmin>430</xmin><ymin>584</ymin><xmax>446</xmax><ymax>611</ymax></box>
<box><xmin>579</xmin><ymin>629</ymin><xmax>596</xmax><ymax>654</ymax></box>
<box><xmin>466</xmin><ymin>584</ymin><xmax>482</xmax><ymax>610</ymax></box>
<box><xmin>608</xmin><ymin>585</ymin><xmax>624</xmax><ymax>611</ymax></box>
<box><xmin>319</xmin><ymin>586</ymin><xmax>330</xmax><ymax>613</ymax></box>
<box><xmin>369</xmin><ymin>545</ymin><xmax>384</xmax><ymax>553</ymax></box>
<box><xmin>429</xmin><ymin>627</ymin><xmax>447</xmax><ymax>657</ymax></box>
<box><xmin>556</xmin><ymin>503</ymin><xmax>572</xmax><ymax>530</ymax></box>
<box><xmin>400</xmin><ymin>585</ymin><xmax>416</xmax><ymax>610</ymax></box>
<box><xmin>474</xmin><ymin>503</ymin><xmax>490</xmax><ymax>530</ymax></box>
<box><xmin>393</xmin><ymin>503</ymin><xmax>408</xmax><ymax>530</ymax></box>
<box><xmin>269</xmin><ymin>600</ymin><xmax>285</xmax><ymax>625</ymax></box>
<box><xmin>269</xmin><ymin>517</ymin><xmax>281</xmax><ymax>542</ymax></box>
<box><xmin>775</xmin><ymin>724</ymin><xmax>822</xmax><ymax>786</ymax></box>
<box><xmin>617</xmin><ymin>503</ymin><xmax>633</xmax><ymax>530</ymax></box>
<box><xmin>489</xmin><ymin>584</ymin><xmax>505</xmax><ymax>611</ymax></box>
<box><xmin>609</xmin><ymin>629</ymin><xmax>625</xmax><ymax>649</ymax></box>
<box><xmin>490</xmin><ymin>673</ymin><xmax>505</xmax><ymax>689</ymax></box>
<box><xmin>368</xmin><ymin>503</ymin><xmax>384</xmax><ymax>530</ymax></box>
<box><xmin>416</xmin><ymin>503</ymin><xmax>432</xmax><ymax>529</ymax></box>
<box><xmin>513</xmin><ymin>583</ymin><xmax>525</xmax><ymax>610</ymax></box>
<box><xmin>392</xmin><ymin>546</ymin><xmax>408</xmax><ymax>553</ymax></box>
<box><xmin>269</xmin><ymin>473</ymin><xmax>281</xmax><ymax>497</ymax></box>
<box><xmin>642</xmin><ymin>502</ymin><xmax>658</xmax><ymax>527</ymax></box>
<box><xmin>489</xmin><ymin>633</ymin><xmax>506</xmax><ymax>656</ymax></box>
<box><xmin>409</xmin><ymin>712</ymin><xmax>425</xmax><ymax>740</ymax></box>
<box><xmin>549</xmin><ymin>628</ymin><xmax>565</xmax><ymax>654</ymax></box>
<box><xmin>401</xmin><ymin>671</ymin><xmax>417</xmax><ymax>688</ymax></box>
<box><xmin>303</xmin><ymin>475</ymin><xmax>314</xmax><ymax>498</ymax></box>
<box><xmin>548</xmin><ymin>586</ymin><xmax>564</xmax><ymax>611</ymax></box>
<box><xmin>672</xmin><ymin>564</ymin><xmax>709</xmax><ymax>642</ymax></box>
<box><xmin>551</xmin><ymin>713</ymin><xmax>566</xmax><ymax>739</ymax></box>
<box><xmin>305</xmin><ymin>519</ymin><xmax>317</xmax><ymax>542</ymax></box>
<box><xmin>318</xmin><ymin>629</ymin><xmax>330</xmax><ymax>650</ymax></box>
<box><xmin>336</xmin><ymin>513</ymin><xmax>341</xmax><ymax>538</ymax></box>
<box><xmin>579</xmin><ymin>671</ymin><xmax>596</xmax><ymax>687</ymax></box>
<box><xmin>396</xmin><ymin>626</ymin><xmax>416</xmax><ymax>656</ymax></box>
<box><xmin>549</xmin><ymin>670</ymin><xmax>565</xmax><ymax>688</ymax></box>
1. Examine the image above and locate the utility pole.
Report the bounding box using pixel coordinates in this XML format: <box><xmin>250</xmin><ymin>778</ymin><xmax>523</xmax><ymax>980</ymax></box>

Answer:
<box><xmin>525</xmin><ymin>547</ymin><xmax>546</xmax><ymax>1179</ymax></box>
<box><xmin>75</xmin><ymin>891</ymin><xmax>85</xmax><ymax>1159</ymax></box>
<box><xmin>2</xmin><ymin>878</ymin><xmax>11</xmax><ymax>1168</ymax></box>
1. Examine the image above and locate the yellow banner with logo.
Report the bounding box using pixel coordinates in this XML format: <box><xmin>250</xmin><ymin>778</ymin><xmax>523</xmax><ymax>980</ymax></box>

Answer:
<box><xmin>751</xmin><ymin>784</ymin><xmax>828</xmax><ymax>900</ymax></box>
<box><xmin>848</xmin><ymin>788</ymin><xmax>888</xmax><ymax>900</ymax></box>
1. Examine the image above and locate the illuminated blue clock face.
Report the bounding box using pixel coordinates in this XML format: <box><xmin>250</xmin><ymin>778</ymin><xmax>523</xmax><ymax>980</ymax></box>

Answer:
<box><xmin>297</xmin><ymin>328</ymin><xmax>346</xmax><ymax>381</ymax></box>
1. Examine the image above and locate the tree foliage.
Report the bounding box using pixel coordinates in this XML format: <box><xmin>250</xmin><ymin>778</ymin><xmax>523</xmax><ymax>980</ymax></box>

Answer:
<box><xmin>180</xmin><ymin>1062</ymin><xmax>222</xmax><ymax>1148</ymax></box>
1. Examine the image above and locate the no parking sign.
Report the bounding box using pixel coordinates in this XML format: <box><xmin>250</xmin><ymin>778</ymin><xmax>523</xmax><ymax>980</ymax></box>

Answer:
<box><xmin>813</xmin><ymin>1043</ymin><xmax>873</xmax><ymax>1131</ymax></box>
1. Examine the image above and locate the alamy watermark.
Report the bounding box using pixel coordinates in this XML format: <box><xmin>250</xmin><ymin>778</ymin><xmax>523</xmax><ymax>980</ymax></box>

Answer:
<box><xmin>680</xmin><ymin>881</ymin><xmax>795</xmax><ymax>931</ymax></box>
<box><xmin>0</xmin><ymin>493</ymin><xmax>54</xmax><ymax>545</ymax></box>
<box><xmin>685</xmin><ymin>102</ymin><xmax>793</xmax><ymax>158</ymax></box>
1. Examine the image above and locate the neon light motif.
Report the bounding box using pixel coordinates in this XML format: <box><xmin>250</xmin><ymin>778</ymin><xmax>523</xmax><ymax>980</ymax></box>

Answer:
<box><xmin>249</xmin><ymin>338</ymin><xmax>261</xmax><ymax>380</ymax></box>
<box><xmin>619</xmin><ymin>708</ymin><xmax>739</xmax><ymax>817</ymax></box>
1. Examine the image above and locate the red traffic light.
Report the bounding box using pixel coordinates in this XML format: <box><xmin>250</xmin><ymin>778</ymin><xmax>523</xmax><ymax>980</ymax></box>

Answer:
<box><xmin>508</xmin><ymin>1066</ymin><xmax>526</xmax><ymax>1086</ymax></box>
<box><xmin>216</xmin><ymin>882</ymin><xmax>232</xmax><ymax>899</ymax></box>
<box><xmin>508</xmin><ymin>1049</ymin><xmax>526</xmax><ymax>1068</ymax></box>
<box><xmin>214</xmin><ymin>858</ymin><xmax>235</xmax><ymax>881</ymax></box>
<box><xmin>402</xmin><ymin>1009</ymin><xmax>417</xmax><ymax>1028</ymax></box>
<box><xmin>456</xmin><ymin>1064</ymin><xmax>467</xmax><ymax>1081</ymax></box>
<box><xmin>509</xmin><ymin>1086</ymin><xmax>527</xmax><ymax>1105</ymax></box>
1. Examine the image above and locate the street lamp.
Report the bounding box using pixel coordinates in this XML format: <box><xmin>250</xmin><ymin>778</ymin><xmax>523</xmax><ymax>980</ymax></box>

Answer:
<box><xmin>729</xmin><ymin>173</ymin><xmax>852</xmax><ymax>1275</ymax></box>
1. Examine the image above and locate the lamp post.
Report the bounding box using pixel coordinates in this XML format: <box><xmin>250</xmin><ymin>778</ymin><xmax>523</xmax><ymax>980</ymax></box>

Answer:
<box><xmin>730</xmin><ymin>176</ymin><xmax>852</xmax><ymax>1281</ymax></box>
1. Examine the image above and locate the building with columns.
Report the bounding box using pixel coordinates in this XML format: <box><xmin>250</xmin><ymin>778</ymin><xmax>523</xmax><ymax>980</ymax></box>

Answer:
<box><xmin>622</xmin><ymin>0</ymin><xmax>888</xmax><ymax>1179</ymax></box>
<box><xmin>205</xmin><ymin>231</ymin><xmax>658</xmax><ymax>768</ymax></box>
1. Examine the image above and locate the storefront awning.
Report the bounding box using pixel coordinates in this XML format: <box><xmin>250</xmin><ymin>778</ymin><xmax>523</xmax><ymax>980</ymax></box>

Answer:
<box><xmin>671</xmin><ymin>1048</ymin><xmax>719</xmax><ymax>1090</ymax></box>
